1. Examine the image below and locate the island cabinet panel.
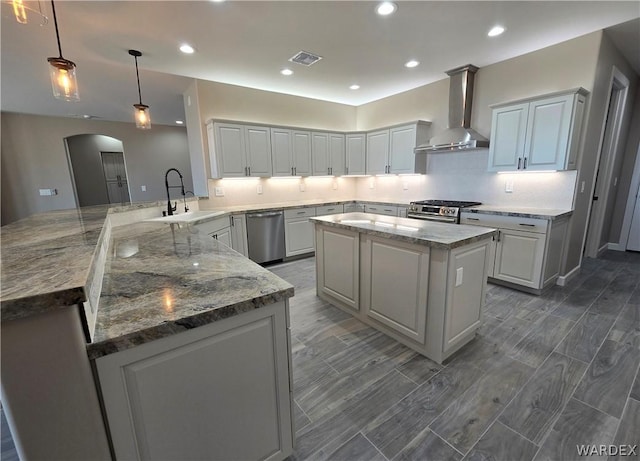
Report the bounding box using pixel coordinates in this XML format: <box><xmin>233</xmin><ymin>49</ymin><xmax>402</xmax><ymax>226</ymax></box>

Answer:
<box><xmin>316</xmin><ymin>226</ymin><xmax>359</xmax><ymax>311</ymax></box>
<box><xmin>361</xmin><ymin>236</ymin><xmax>429</xmax><ymax>343</ymax></box>
<box><xmin>95</xmin><ymin>301</ymin><xmax>293</xmax><ymax>461</ymax></box>
<box><xmin>443</xmin><ymin>243</ymin><xmax>488</xmax><ymax>352</ymax></box>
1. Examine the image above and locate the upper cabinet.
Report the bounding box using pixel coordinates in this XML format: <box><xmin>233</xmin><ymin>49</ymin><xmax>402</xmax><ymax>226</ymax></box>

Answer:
<box><xmin>312</xmin><ymin>132</ymin><xmax>345</xmax><ymax>176</ymax></box>
<box><xmin>345</xmin><ymin>133</ymin><xmax>366</xmax><ymax>176</ymax></box>
<box><xmin>488</xmin><ymin>88</ymin><xmax>588</xmax><ymax>172</ymax></box>
<box><xmin>208</xmin><ymin>122</ymin><xmax>273</xmax><ymax>178</ymax></box>
<box><xmin>271</xmin><ymin>129</ymin><xmax>312</xmax><ymax>177</ymax></box>
<box><xmin>366</xmin><ymin>122</ymin><xmax>431</xmax><ymax>175</ymax></box>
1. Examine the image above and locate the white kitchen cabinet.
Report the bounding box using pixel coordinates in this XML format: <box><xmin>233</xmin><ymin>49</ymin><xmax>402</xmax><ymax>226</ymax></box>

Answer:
<box><xmin>194</xmin><ymin>216</ymin><xmax>232</xmax><ymax>245</ymax></box>
<box><xmin>95</xmin><ymin>301</ymin><xmax>293</xmax><ymax>461</ymax></box>
<box><xmin>230</xmin><ymin>214</ymin><xmax>249</xmax><ymax>257</ymax></box>
<box><xmin>284</xmin><ymin>207</ymin><xmax>316</xmax><ymax>257</ymax></box>
<box><xmin>207</xmin><ymin>121</ymin><xmax>273</xmax><ymax>178</ymax></box>
<box><xmin>315</xmin><ymin>226</ymin><xmax>359</xmax><ymax>312</ymax></box>
<box><xmin>315</xmin><ymin>204</ymin><xmax>344</xmax><ymax>216</ymax></box>
<box><xmin>312</xmin><ymin>132</ymin><xmax>345</xmax><ymax>176</ymax></box>
<box><xmin>488</xmin><ymin>88</ymin><xmax>588</xmax><ymax>172</ymax></box>
<box><xmin>271</xmin><ymin>129</ymin><xmax>312</xmax><ymax>177</ymax></box>
<box><xmin>460</xmin><ymin>212</ymin><xmax>568</xmax><ymax>292</ymax></box>
<box><xmin>364</xmin><ymin>204</ymin><xmax>398</xmax><ymax>216</ymax></box>
<box><xmin>345</xmin><ymin>133</ymin><xmax>366</xmax><ymax>175</ymax></box>
<box><xmin>344</xmin><ymin>202</ymin><xmax>366</xmax><ymax>213</ymax></box>
<box><xmin>366</xmin><ymin>122</ymin><xmax>431</xmax><ymax>175</ymax></box>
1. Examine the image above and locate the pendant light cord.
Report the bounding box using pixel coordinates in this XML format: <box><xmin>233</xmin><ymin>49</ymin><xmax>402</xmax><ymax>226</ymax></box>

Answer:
<box><xmin>134</xmin><ymin>55</ymin><xmax>143</xmax><ymax>105</ymax></box>
<box><xmin>50</xmin><ymin>0</ymin><xmax>63</xmax><ymax>58</ymax></box>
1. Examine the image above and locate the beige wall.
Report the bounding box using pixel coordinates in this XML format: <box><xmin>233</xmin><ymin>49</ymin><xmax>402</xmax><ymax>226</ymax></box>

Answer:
<box><xmin>1</xmin><ymin>113</ymin><xmax>192</xmax><ymax>225</ymax></box>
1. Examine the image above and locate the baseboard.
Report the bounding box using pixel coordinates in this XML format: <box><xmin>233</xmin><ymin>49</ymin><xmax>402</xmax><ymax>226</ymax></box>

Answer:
<box><xmin>607</xmin><ymin>242</ymin><xmax>626</xmax><ymax>252</ymax></box>
<box><xmin>557</xmin><ymin>264</ymin><xmax>580</xmax><ymax>287</ymax></box>
<box><xmin>596</xmin><ymin>243</ymin><xmax>609</xmax><ymax>257</ymax></box>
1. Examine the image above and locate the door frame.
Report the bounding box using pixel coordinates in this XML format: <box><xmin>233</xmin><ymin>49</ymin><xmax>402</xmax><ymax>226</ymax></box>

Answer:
<box><xmin>584</xmin><ymin>66</ymin><xmax>630</xmax><ymax>258</ymax></box>
<box><xmin>617</xmin><ymin>144</ymin><xmax>640</xmax><ymax>250</ymax></box>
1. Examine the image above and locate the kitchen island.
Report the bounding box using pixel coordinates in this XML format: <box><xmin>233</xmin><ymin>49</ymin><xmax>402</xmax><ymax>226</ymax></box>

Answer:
<box><xmin>0</xmin><ymin>202</ymin><xmax>295</xmax><ymax>461</ymax></box>
<box><xmin>311</xmin><ymin>213</ymin><xmax>497</xmax><ymax>364</ymax></box>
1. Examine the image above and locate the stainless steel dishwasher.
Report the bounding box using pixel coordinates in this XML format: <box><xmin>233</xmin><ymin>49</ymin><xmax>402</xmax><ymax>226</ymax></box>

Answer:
<box><xmin>246</xmin><ymin>210</ymin><xmax>285</xmax><ymax>264</ymax></box>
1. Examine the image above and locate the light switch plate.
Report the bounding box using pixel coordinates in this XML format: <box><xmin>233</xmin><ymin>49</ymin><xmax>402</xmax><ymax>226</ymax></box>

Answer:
<box><xmin>299</xmin><ymin>183</ymin><xmax>305</xmax><ymax>192</ymax></box>
<box><xmin>332</xmin><ymin>180</ymin><xmax>338</xmax><ymax>190</ymax></box>
<box><xmin>455</xmin><ymin>267</ymin><xmax>463</xmax><ymax>287</ymax></box>
<box><xmin>141</xmin><ymin>185</ymin><xmax>146</xmax><ymax>192</ymax></box>
<box><xmin>214</xmin><ymin>187</ymin><xmax>224</xmax><ymax>197</ymax></box>
<box><xmin>403</xmin><ymin>182</ymin><xmax>409</xmax><ymax>191</ymax></box>
<box><xmin>505</xmin><ymin>180</ymin><xmax>514</xmax><ymax>193</ymax></box>
<box><xmin>257</xmin><ymin>184</ymin><xmax>263</xmax><ymax>194</ymax></box>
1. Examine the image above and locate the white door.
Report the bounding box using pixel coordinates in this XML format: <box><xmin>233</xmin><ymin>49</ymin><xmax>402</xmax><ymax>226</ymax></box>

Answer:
<box><xmin>292</xmin><ymin>131</ymin><xmax>312</xmax><ymax>176</ymax></box>
<box><xmin>215</xmin><ymin>123</ymin><xmax>246</xmax><ymax>177</ymax></box>
<box><xmin>488</xmin><ymin>103</ymin><xmax>529</xmax><ymax>171</ymax></box>
<box><xmin>524</xmin><ymin>94</ymin><xmax>573</xmax><ymax>170</ymax></box>
<box><xmin>271</xmin><ymin>128</ymin><xmax>293</xmax><ymax>177</ymax></box>
<box><xmin>366</xmin><ymin>129</ymin><xmax>389</xmax><ymax>174</ymax></box>
<box><xmin>329</xmin><ymin>133</ymin><xmax>345</xmax><ymax>176</ymax></box>
<box><xmin>346</xmin><ymin>133</ymin><xmax>366</xmax><ymax>175</ymax></box>
<box><xmin>627</xmin><ymin>182</ymin><xmax>640</xmax><ymax>251</ymax></box>
<box><xmin>244</xmin><ymin>126</ymin><xmax>272</xmax><ymax>177</ymax></box>
<box><xmin>389</xmin><ymin>124</ymin><xmax>417</xmax><ymax>174</ymax></box>
<box><xmin>312</xmin><ymin>132</ymin><xmax>330</xmax><ymax>176</ymax></box>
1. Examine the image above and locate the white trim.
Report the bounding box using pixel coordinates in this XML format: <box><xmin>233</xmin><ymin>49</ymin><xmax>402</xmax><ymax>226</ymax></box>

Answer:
<box><xmin>596</xmin><ymin>242</ymin><xmax>609</xmax><ymax>257</ymax></box>
<box><xmin>619</xmin><ymin>144</ymin><xmax>640</xmax><ymax>249</ymax></box>
<box><xmin>607</xmin><ymin>242</ymin><xmax>625</xmax><ymax>251</ymax></box>
<box><xmin>557</xmin><ymin>264</ymin><xmax>580</xmax><ymax>286</ymax></box>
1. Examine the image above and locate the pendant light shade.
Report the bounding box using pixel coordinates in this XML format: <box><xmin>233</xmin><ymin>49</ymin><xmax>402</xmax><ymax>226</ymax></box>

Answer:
<box><xmin>47</xmin><ymin>0</ymin><xmax>79</xmax><ymax>101</ymax></box>
<box><xmin>129</xmin><ymin>49</ymin><xmax>151</xmax><ymax>130</ymax></box>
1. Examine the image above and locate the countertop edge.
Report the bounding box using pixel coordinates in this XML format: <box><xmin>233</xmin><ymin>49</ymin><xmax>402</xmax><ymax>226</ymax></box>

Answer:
<box><xmin>462</xmin><ymin>208</ymin><xmax>573</xmax><ymax>220</ymax></box>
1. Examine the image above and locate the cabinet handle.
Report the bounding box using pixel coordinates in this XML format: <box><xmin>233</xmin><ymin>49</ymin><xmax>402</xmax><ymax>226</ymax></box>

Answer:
<box><xmin>523</xmin><ymin>157</ymin><xmax>527</xmax><ymax>169</ymax></box>
<box><xmin>519</xmin><ymin>223</ymin><xmax>536</xmax><ymax>227</ymax></box>
<box><xmin>297</xmin><ymin>211</ymin><xmax>306</xmax><ymax>215</ymax></box>
<box><xmin>496</xmin><ymin>230</ymin><xmax>501</xmax><ymax>242</ymax></box>
<box><xmin>248</xmin><ymin>166</ymin><xmax>251</xmax><ymax>176</ymax></box>
<box><xmin>291</xmin><ymin>167</ymin><xmax>294</xmax><ymax>175</ymax></box>
<box><xmin>294</xmin><ymin>167</ymin><xmax>297</xmax><ymax>175</ymax></box>
<box><xmin>467</xmin><ymin>217</ymin><xmax>480</xmax><ymax>221</ymax></box>
<box><xmin>517</xmin><ymin>158</ymin><xmax>522</xmax><ymax>169</ymax></box>
<box><xmin>345</xmin><ymin>166</ymin><xmax>348</xmax><ymax>174</ymax></box>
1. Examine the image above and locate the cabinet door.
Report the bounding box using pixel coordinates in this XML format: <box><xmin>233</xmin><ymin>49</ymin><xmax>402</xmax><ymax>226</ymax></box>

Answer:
<box><xmin>285</xmin><ymin>217</ymin><xmax>315</xmax><ymax>257</ymax></box>
<box><xmin>311</xmin><ymin>132</ymin><xmax>330</xmax><ymax>176</ymax></box>
<box><xmin>329</xmin><ymin>133</ymin><xmax>345</xmax><ymax>176</ymax></box>
<box><xmin>389</xmin><ymin>124</ymin><xmax>417</xmax><ymax>174</ymax></box>
<box><xmin>362</xmin><ymin>236</ymin><xmax>428</xmax><ymax>343</ymax></box>
<box><xmin>316</xmin><ymin>226</ymin><xmax>359</xmax><ymax>311</ymax></box>
<box><xmin>292</xmin><ymin>131</ymin><xmax>312</xmax><ymax>176</ymax></box>
<box><xmin>244</xmin><ymin>126</ymin><xmax>272</xmax><ymax>177</ymax></box>
<box><xmin>524</xmin><ymin>94</ymin><xmax>573</xmax><ymax>171</ymax></box>
<box><xmin>214</xmin><ymin>228</ymin><xmax>232</xmax><ymax>247</ymax></box>
<box><xmin>494</xmin><ymin>229</ymin><xmax>546</xmax><ymax>289</ymax></box>
<box><xmin>488</xmin><ymin>103</ymin><xmax>528</xmax><ymax>172</ymax></box>
<box><xmin>366</xmin><ymin>130</ymin><xmax>389</xmax><ymax>175</ymax></box>
<box><xmin>215</xmin><ymin>123</ymin><xmax>246</xmax><ymax>177</ymax></box>
<box><xmin>231</xmin><ymin>215</ymin><xmax>249</xmax><ymax>257</ymax></box>
<box><xmin>271</xmin><ymin>128</ymin><xmax>293</xmax><ymax>177</ymax></box>
<box><xmin>345</xmin><ymin>133</ymin><xmax>366</xmax><ymax>175</ymax></box>
<box><xmin>365</xmin><ymin>204</ymin><xmax>397</xmax><ymax>216</ymax></box>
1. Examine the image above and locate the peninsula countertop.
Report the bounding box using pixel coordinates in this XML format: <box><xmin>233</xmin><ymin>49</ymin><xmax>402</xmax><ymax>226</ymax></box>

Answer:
<box><xmin>87</xmin><ymin>221</ymin><xmax>293</xmax><ymax>359</ymax></box>
<box><xmin>311</xmin><ymin>212</ymin><xmax>497</xmax><ymax>249</ymax></box>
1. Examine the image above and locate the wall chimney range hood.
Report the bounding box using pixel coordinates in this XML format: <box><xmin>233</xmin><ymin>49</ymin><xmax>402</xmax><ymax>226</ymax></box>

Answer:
<box><xmin>414</xmin><ymin>65</ymin><xmax>489</xmax><ymax>155</ymax></box>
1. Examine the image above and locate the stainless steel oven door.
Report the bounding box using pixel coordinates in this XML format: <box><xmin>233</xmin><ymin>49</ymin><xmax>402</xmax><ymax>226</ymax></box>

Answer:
<box><xmin>406</xmin><ymin>212</ymin><xmax>457</xmax><ymax>224</ymax></box>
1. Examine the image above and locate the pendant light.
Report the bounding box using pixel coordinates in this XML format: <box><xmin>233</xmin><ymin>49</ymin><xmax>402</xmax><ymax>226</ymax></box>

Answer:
<box><xmin>129</xmin><ymin>49</ymin><xmax>151</xmax><ymax>130</ymax></box>
<box><xmin>46</xmin><ymin>0</ymin><xmax>79</xmax><ymax>101</ymax></box>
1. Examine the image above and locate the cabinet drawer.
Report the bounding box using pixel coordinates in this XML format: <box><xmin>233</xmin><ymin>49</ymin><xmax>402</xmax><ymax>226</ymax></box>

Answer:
<box><xmin>284</xmin><ymin>207</ymin><xmax>316</xmax><ymax>219</ymax></box>
<box><xmin>194</xmin><ymin>216</ymin><xmax>231</xmax><ymax>235</ymax></box>
<box><xmin>315</xmin><ymin>205</ymin><xmax>344</xmax><ymax>216</ymax></box>
<box><xmin>461</xmin><ymin>213</ymin><xmax>548</xmax><ymax>233</ymax></box>
<box><xmin>365</xmin><ymin>204</ymin><xmax>398</xmax><ymax>216</ymax></box>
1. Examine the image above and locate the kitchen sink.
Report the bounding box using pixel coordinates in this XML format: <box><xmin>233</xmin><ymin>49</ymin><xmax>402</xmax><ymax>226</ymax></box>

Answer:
<box><xmin>144</xmin><ymin>210</ymin><xmax>227</xmax><ymax>224</ymax></box>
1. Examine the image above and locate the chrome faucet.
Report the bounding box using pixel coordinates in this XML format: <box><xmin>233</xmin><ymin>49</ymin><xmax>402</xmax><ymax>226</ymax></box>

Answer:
<box><xmin>164</xmin><ymin>168</ymin><xmax>185</xmax><ymax>216</ymax></box>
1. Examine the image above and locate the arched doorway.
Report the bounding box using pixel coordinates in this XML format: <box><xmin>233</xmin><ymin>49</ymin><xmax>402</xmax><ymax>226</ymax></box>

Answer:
<box><xmin>65</xmin><ymin>134</ymin><xmax>131</xmax><ymax>206</ymax></box>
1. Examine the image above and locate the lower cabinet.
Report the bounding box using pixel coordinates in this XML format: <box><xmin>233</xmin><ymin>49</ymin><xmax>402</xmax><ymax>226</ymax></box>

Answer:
<box><xmin>230</xmin><ymin>214</ymin><xmax>249</xmax><ymax>257</ymax></box>
<box><xmin>460</xmin><ymin>212</ymin><xmax>568</xmax><ymax>292</ymax></box>
<box><xmin>284</xmin><ymin>208</ymin><xmax>316</xmax><ymax>257</ymax></box>
<box><xmin>364</xmin><ymin>204</ymin><xmax>398</xmax><ymax>216</ymax></box>
<box><xmin>194</xmin><ymin>216</ymin><xmax>232</xmax><ymax>245</ymax></box>
<box><xmin>95</xmin><ymin>301</ymin><xmax>294</xmax><ymax>461</ymax></box>
<box><xmin>344</xmin><ymin>202</ymin><xmax>365</xmax><ymax>213</ymax></box>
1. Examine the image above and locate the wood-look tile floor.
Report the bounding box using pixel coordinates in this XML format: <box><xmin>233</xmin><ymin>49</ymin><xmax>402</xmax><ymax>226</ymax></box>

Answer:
<box><xmin>1</xmin><ymin>252</ymin><xmax>637</xmax><ymax>461</ymax></box>
<box><xmin>269</xmin><ymin>251</ymin><xmax>640</xmax><ymax>461</ymax></box>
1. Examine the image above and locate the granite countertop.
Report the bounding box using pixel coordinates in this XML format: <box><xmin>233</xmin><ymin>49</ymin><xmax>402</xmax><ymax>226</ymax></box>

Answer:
<box><xmin>87</xmin><ymin>222</ymin><xmax>293</xmax><ymax>359</ymax></box>
<box><xmin>463</xmin><ymin>205</ymin><xmax>572</xmax><ymax>220</ymax></box>
<box><xmin>311</xmin><ymin>212</ymin><xmax>497</xmax><ymax>250</ymax></box>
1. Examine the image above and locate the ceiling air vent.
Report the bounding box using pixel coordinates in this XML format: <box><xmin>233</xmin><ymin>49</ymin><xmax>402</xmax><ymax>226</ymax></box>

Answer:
<box><xmin>289</xmin><ymin>50</ymin><xmax>323</xmax><ymax>66</ymax></box>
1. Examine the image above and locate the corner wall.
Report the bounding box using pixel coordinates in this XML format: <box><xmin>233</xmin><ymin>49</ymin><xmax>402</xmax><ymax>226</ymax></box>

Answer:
<box><xmin>1</xmin><ymin>113</ymin><xmax>192</xmax><ymax>225</ymax></box>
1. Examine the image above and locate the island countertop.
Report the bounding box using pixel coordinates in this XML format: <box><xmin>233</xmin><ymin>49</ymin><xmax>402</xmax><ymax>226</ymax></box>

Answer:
<box><xmin>311</xmin><ymin>212</ymin><xmax>497</xmax><ymax>249</ymax></box>
<box><xmin>87</xmin><ymin>221</ymin><xmax>293</xmax><ymax>359</ymax></box>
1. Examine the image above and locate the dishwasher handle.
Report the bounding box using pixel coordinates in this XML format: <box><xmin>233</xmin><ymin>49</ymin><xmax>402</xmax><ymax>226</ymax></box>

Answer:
<box><xmin>247</xmin><ymin>211</ymin><xmax>283</xmax><ymax>219</ymax></box>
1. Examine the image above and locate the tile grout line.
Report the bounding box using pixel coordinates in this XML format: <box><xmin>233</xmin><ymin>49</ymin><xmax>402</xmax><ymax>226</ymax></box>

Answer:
<box><xmin>428</xmin><ymin>427</ymin><xmax>466</xmax><ymax>459</ymax></box>
<box><xmin>360</xmin><ymin>431</ymin><xmax>390</xmax><ymax>461</ymax></box>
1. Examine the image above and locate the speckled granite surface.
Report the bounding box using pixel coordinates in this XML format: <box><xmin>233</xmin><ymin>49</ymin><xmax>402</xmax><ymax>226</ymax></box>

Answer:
<box><xmin>463</xmin><ymin>205</ymin><xmax>572</xmax><ymax>220</ymax></box>
<box><xmin>311</xmin><ymin>213</ymin><xmax>497</xmax><ymax>249</ymax></box>
<box><xmin>87</xmin><ymin>222</ymin><xmax>293</xmax><ymax>359</ymax></box>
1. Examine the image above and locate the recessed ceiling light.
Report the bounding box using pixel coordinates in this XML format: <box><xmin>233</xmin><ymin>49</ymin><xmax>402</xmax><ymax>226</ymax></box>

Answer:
<box><xmin>179</xmin><ymin>44</ymin><xmax>195</xmax><ymax>54</ymax></box>
<box><xmin>488</xmin><ymin>25</ymin><xmax>505</xmax><ymax>37</ymax></box>
<box><xmin>281</xmin><ymin>68</ymin><xmax>293</xmax><ymax>76</ymax></box>
<box><xmin>405</xmin><ymin>60</ymin><xmax>420</xmax><ymax>68</ymax></box>
<box><xmin>376</xmin><ymin>2</ymin><xmax>397</xmax><ymax>16</ymax></box>
<box><xmin>176</xmin><ymin>120</ymin><xmax>184</xmax><ymax>125</ymax></box>
<box><xmin>349</xmin><ymin>84</ymin><xmax>360</xmax><ymax>90</ymax></box>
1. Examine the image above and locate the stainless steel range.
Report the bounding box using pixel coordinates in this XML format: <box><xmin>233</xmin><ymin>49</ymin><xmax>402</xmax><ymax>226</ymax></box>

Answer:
<box><xmin>407</xmin><ymin>200</ymin><xmax>481</xmax><ymax>224</ymax></box>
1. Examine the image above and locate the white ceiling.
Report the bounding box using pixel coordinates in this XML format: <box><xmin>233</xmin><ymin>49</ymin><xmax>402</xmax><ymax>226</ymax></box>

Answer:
<box><xmin>2</xmin><ymin>1</ymin><xmax>639</xmax><ymax>127</ymax></box>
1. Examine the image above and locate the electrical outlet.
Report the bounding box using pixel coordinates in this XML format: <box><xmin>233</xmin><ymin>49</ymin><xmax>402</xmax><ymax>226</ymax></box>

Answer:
<box><xmin>299</xmin><ymin>183</ymin><xmax>305</xmax><ymax>192</ymax></box>
<box><xmin>332</xmin><ymin>180</ymin><xmax>338</xmax><ymax>190</ymax></box>
<box><xmin>456</xmin><ymin>267</ymin><xmax>463</xmax><ymax>287</ymax></box>
<box><xmin>369</xmin><ymin>178</ymin><xmax>375</xmax><ymax>189</ymax></box>
<box><xmin>505</xmin><ymin>180</ymin><xmax>514</xmax><ymax>193</ymax></box>
<box><xmin>257</xmin><ymin>184</ymin><xmax>263</xmax><ymax>194</ymax></box>
<box><xmin>214</xmin><ymin>187</ymin><xmax>225</xmax><ymax>197</ymax></box>
<box><xmin>403</xmin><ymin>181</ymin><xmax>409</xmax><ymax>191</ymax></box>
<box><xmin>581</xmin><ymin>181</ymin><xmax>585</xmax><ymax>193</ymax></box>
<box><xmin>39</xmin><ymin>188</ymin><xmax>57</xmax><ymax>196</ymax></box>
<box><xmin>141</xmin><ymin>185</ymin><xmax>146</xmax><ymax>192</ymax></box>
